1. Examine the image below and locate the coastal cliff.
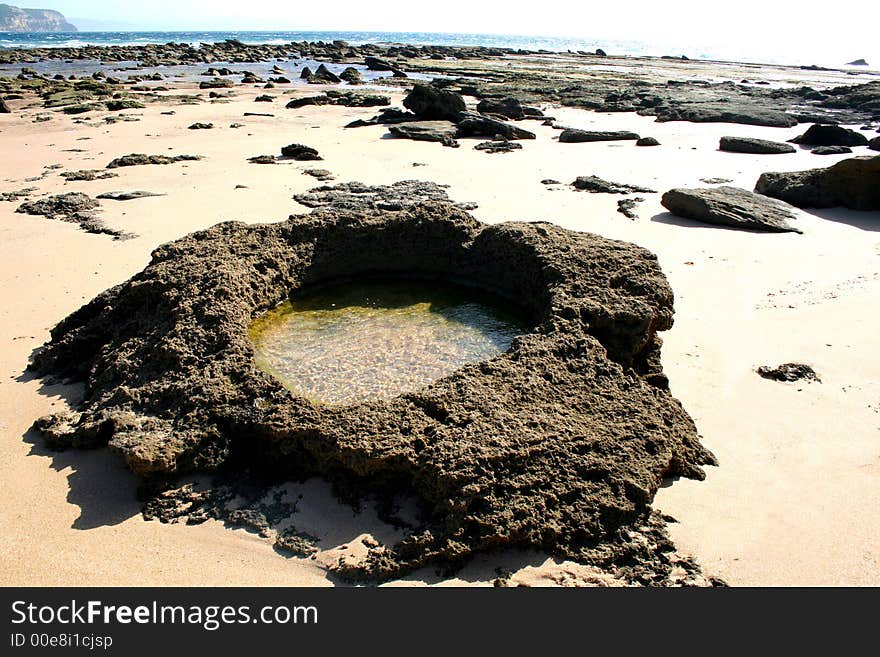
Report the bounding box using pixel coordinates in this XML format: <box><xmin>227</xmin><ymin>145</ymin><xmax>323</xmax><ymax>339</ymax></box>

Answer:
<box><xmin>0</xmin><ymin>4</ymin><xmax>77</xmax><ymax>32</ymax></box>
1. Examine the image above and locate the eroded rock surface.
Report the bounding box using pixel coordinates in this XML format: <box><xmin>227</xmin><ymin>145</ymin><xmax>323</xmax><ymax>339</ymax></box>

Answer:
<box><xmin>16</xmin><ymin>191</ymin><xmax>131</xmax><ymax>239</ymax></box>
<box><xmin>661</xmin><ymin>186</ymin><xmax>802</xmax><ymax>233</ymax></box>
<box><xmin>755</xmin><ymin>155</ymin><xmax>880</xmax><ymax>210</ymax></box>
<box><xmin>719</xmin><ymin>136</ymin><xmax>796</xmax><ymax>154</ymax></box>
<box><xmin>293</xmin><ymin>181</ymin><xmax>476</xmax><ymax>211</ymax></box>
<box><xmin>30</xmin><ymin>202</ymin><xmax>715</xmax><ymax>581</ymax></box>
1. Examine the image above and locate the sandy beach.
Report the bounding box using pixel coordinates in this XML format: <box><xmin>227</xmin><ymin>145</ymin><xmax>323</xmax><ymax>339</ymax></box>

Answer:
<box><xmin>1</xmin><ymin>49</ymin><xmax>878</xmax><ymax>586</ymax></box>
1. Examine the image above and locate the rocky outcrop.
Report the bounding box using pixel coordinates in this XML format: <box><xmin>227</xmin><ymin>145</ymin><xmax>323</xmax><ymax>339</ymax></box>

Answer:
<box><xmin>719</xmin><ymin>136</ymin><xmax>795</xmax><ymax>154</ymax></box>
<box><xmin>560</xmin><ymin>129</ymin><xmax>640</xmax><ymax>143</ymax></box>
<box><xmin>29</xmin><ymin>201</ymin><xmax>715</xmax><ymax>582</ymax></box>
<box><xmin>401</xmin><ymin>83</ymin><xmax>466</xmax><ymax>121</ymax></box>
<box><xmin>0</xmin><ymin>4</ymin><xmax>77</xmax><ymax>32</ymax></box>
<box><xmin>661</xmin><ymin>186</ymin><xmax>801</xmax><ymax>233</ymax></box>
<box><xmin>755</xmin><ymin>155</ymin><xmax>880</xmax><ymax>210</ymax></box>
<box><xmin>789</xmin><ymin>124</ymin><xmax>869</xmax><ymax>147</ymax></box>
<box><xmin>280</xmin><ymin>143</ymin><xmax>321</xmax><ymax>161</ymax></box>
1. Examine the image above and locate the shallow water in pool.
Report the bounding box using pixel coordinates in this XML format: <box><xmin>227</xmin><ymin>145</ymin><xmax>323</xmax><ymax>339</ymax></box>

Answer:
<box><xmin>248</xmin><ymin>281</ymin><xmax>525</xmax><ymax>405</ymax></box>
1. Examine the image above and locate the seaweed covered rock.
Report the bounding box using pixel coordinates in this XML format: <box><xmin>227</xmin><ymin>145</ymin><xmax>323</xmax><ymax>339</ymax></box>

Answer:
<box><xmin>755</xmin><ymin>155</ymin><xmax>880</xmax><ymax>210</ymax></box>
<box><xmin>30</xmin><ymin>202</ymin><xmax>715</xmax><ymax>579</ymax></box>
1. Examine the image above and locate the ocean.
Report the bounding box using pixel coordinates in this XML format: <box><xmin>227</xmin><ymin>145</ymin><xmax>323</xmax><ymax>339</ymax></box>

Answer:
<box><xmin>0</xmin><ymin>30</ymin><xmax>877</xmax><ymax>70</ymax></box>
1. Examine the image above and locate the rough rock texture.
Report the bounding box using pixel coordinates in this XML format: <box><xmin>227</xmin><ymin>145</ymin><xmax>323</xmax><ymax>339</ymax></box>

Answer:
<box><xmin>757</xmin><ymin>363</ymin><xmax>821</xmax><ymax>383</ymax></box>
<box><xmin>105</xmin><ymin>99</ymin><xmax>145</xmax><ymax>111</ymax></box>
<box><xmin>474</xmin><ymin>140</ymin><xmax>523</xmax><ymax>153</ymax></box>
<box><xmin>280</xmin><ymin>143</ymin><xmax>321</xmax><ymax>161</ymax></box>
<box><xmin>661</xmin><ymin>186</ymin><xmax>802</xmax><ymax>233</ymax></box>
<box><xmin>456</xmin><ymin>111</ymin><xmax>536</xmax><ymax>140</ymax></box>
<box><xmin>869</xmin><ymin>136</ymin><xmax>880</xmax><ymax>151</ymax></box>
<box><xmin>286</xmin><ymin>91</ymin><xmax>389</xmax><ymax>109</ymax></box>
<box><xmin>811</xmin><ymin>145</ymin><xmax>852</xmax><ymax>155</ymax></box>
<box><xmin>790</xmin><ymin>124</ymin><xmax>869</xmax><ymax>147</ymax></box>
<box><xmin>96</xmin><ymin>191</ymin><xmax>165</xmax><ymax>201</ymax></box>
<box><xmin>572</xmin><ymin>176</ymin><xmax>656</xmax><ymax>194</ymax></box>
<box><xmin>61</xmin><ymin>169</ymin><xmax>118</xmax><ymax>181</ymax></box>
<box><xmin>106</xmin><ymin>153</ymin><xmax>201</xmax><ymax>168</ymax></box>
<box><xmin>560</xmin><ymin>129</ymin><xmax>640</xmax><ymax>143</ymax></box>
<box><xmin>617</xmin><ymin>197</ymin><xmax>645</xmax><ymax>219</ymax></box>
<box><xmin>755</xmin><ymin>155</ymin><xmax>880</xmax><ymax>210</ymax></box>
<box><xmin>636</xmin><ymin>137</ymin><xmax>660</xmax><ymax>146</ymax></box>
<box><xmin>30</xmin><ymin>203</ymin><xmax>715</xmax><ymax>581</ymax></box>
<box><xmin>15</xmin><ymin>192</ymin><xmax>130</xmax><ymax>239</ymax></box>
<box><xmin>653</xmin><ymin>103</ymin><xmax>797</xmax><ymax>127</ymax></box>
<box><xmin>475</xmin><ymin>97</ymin><xmax>527</xmax><ymax>120</ymax></box>
<box><xmin>188</xmin><ymin>122</ymin><xmax>214</xmax><ymax>130</ymax></box>
<box><xmin>294</xmin><ymin>181</ymin><xmax>476</xmax><ymax>211</ymax></box>
<box><xmin>402</xmin><ymin>84</ymin><xmax>466</xmax><ymax>121</ymax></box>
<box><xmin>388</xmin><ymin>122</ymin><xmax>460</xmax><ymax>148</ymax></box>
<box><xmin>719</xmin><ymin>136</ymin><xmax>796</xmax><ymax>154</ymax></box>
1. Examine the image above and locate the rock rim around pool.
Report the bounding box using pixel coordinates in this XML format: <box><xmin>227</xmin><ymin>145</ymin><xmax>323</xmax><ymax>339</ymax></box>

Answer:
<box><xmin>29</xmin><ymin>202</ymin><xmax>716</xmax><ymax>580</ymax></box>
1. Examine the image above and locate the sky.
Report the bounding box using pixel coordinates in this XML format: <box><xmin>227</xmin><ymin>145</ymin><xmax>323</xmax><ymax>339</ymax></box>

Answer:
<box><xmin>10</xmin><ymin>1</ymin><xmax>879</xmax><ymax>63</ymax></box>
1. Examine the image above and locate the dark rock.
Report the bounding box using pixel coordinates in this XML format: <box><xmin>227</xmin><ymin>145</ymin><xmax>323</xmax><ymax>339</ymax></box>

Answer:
<box><xmin>255</xmin><ymin>95</ymin><xmax>274</xmax><ymax>102</ymax></box>
<box><xmin>243</xmin><ymin>112</ymin><xmax>274</xmax><ymax>117</ymax></box>
<box><xmin>188</xmin><ymin>122</ymin><xmax>214</xmax><ymax>130</ymax></box>
<box><xmin>15</xmin><ymin>192</ymin><xmax>129</xmax><ymax>239</ymax></box>
<box><xmin>653</xmin><ymin>103</ymin><xmax>798</xmax><ymax>128</ymax></box>
<box><xmin>661</xmin><ymin>186</ymin><xmax>801</xmax><ymax>233</ymax></box>
<box><xmin>60</xmin><ymin>169</ymin><xmax>117</xmax><ymax>181</ymax></box>
<box><xmin>364</xmin><ymin>56</ymin><xmax>395</xmax><ymax>71</ymax></box>
<box><xmin>636</xmin><ymin>137</ymin><xmax>660</xmax><ymax>146</ymax></box>
<box><xmin>541</xmin><ymin>179</ymin><xmax>561</xmax><ymax>185</ymax></box>
<box><xmin>308</xmin><ymin>64</ymin><xmax>341</xmax><ymax>84</ymax></box>
<box><xmin>105</xmin><ymin>99</ymin><xmax>145</xmax><ymax>111</ymax></box>
<box><xmin>755</xmin><ymin>155</ymin><xmax>880</xmax><ymax>210</ymax></box>
<box><xmin>559</xmin><ymin>129</ymin><xmax>640</xmax><ymax>143</ymax></box>
<box><xmin>474</xmin><ymin>140</ymin><xmax>523</xmax><ymax>153</ymax></box>
<box><xmin>456</xmin><ymin>111</ymin><xmax>536</xmax><ymax>140</ymax></box>
<box><xmin>789</xmin><ymin>124</ymin><xmax>868</xmax><ymax>146</ymax></box>
<box><xmin>757</xmin><ymin>363</ymin><xmax>820</xmax><ymax>382</ymax></box>
<box><xmin>303</xmin><ymin>169</ymin><xmax>334</xmax><ymax>181</ymax></box>
<box><xmin>0</xmin><ymin>98</ymin><xmax>13</xmax><ymax>113</ymax></box>
<box><xmin>28</xmin><ymin>201</ymin><xmax>714</xmax><ymax>582</ymax></box>
<box><xmin>96</xmin><ymin>191</ymin><xmax>165</xmax><ymax>201</ymax></box>
<box><xmin>106</xmin><ymin>154</ymin><xmax>202</xmax><ymax>168</ymax></box>
<box><xmin>617</xmin><ymin>197</ymin><xmax>645</xmax><ymax>219</ymax></box>
<box><xmin>846</xmin><ymin>59</ymin><xmax>868</xmax><ymax>66</ymax></box>
<box><xmin>248</xmin><ymin>155</ymin><xmax>276</xmax><ymax>164</ymax></box>
<box><xmin>280</xmin><ymin>143</ymin><xmax>321</xmax><ymax>160</ymax></box>
<box><xmin>572</xmin><ymin>176</ymin><xmax>656</xmax><ymax>194</ymax></box>
<box><xmin>719</xmin><ymin>136</ymin><xmax>796</xmax><ymax>154</ymax></box>
<box><xmin>476</xmin><ymin>97</ymin><xmax>525</xmax><ymax>120</ymax></box>
<box><xmin>0</xmin><ymin>187</ymin><xmax>37</xmax><ymax>202</ymax></box>
<box><xmin>299</xmin><ymin>66</ymin><xmax>312</xmax><ymax>79</ymax></box>
<box><xmin>402</xmin><ymin>84</ymin><xmax>466</xmax><ymax>122</ymax></box>
<box><xmin>388</xmin><ymin>121</ymin><xmax>459</xmax><ymax>148</ymax></box>
<box><xmin>869</xmin><ymin>136</ymin><xmax>880</xmax><ymax>151</ymax></box>
<box><xmin>811</xmin><ymin>145</ymin><xmax>852</xmax><ymax>155</ymax></box>
<box><xmin>199</xmin><ymin>78</ymin><xmax>234</xmax><ymax>89</ymax></box>
<box><xmin>339</xmin><ymin>67</ymin><xmax>362</xmax><ymax>84</ymax></box>
<box><xmin>269</xmin><ymin>77</ymin><xmax>291</xmax><ymax>84</ymax></box>
<box><xmin>595</xmin><ymin>48</ymin><xmax>607</xmax><ymax>56</ymax></box>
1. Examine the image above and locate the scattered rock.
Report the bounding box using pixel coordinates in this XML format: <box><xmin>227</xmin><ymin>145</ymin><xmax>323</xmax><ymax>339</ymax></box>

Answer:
<box><xmin>188</xmin><ymin>122</ymin><xmax>214</xmax><ymax>130</ymax></box>
<box><xmin>255</xmin><ymin>95</ymin><xmax>274</xmax><ymax>102</ymax></box>
<box><xmin>811</xmin><ymin>145</ymin><xmax>852</xmax><ymax>155</ymax></box>
<box><xmin>719</xmin><ymin>136</ymin><xmax>796</xmax><ymax>154</ymax></box>
<box><xmin>474</xmin><ymin>140</ymin><xmax>523</xmax><ymax>153</ymax></box>
<box><xmin>105</xmin><ymin>99</ymin><xmax>145</xmax><ymax>111</ymax></box>
<box><xmin>757</xmin><ymin>363</ymin><xmax>820</xmax><ymax>383</ymax></box>
<box><xmin>339</xmin><ymin>67</ymin><xmax>362</xmax><ymax>84</ymax></box>
<box><xmin>541</xmin><ymin>179</ymin><xmax>561</xmax><ymax>185</ymax></box>
<box><xmin>294</xmin><ymin>180</ymin><xmax>477</xmax><ymax>211</ymax></box>
<box><xmin>61</xmin><ymin>169</ymin><xmax>118</xmax><ymax>181</ymax></box>
<box><xmin>388</xmin><ymin>121</ymin><xmax>459</xmax><ymax>148</ymax></box>
<box><xmin>846</xmin><ymin>59</ymin><xmax>868</xmax><ymax>66</ymax></box>
<box><xmin>96</xmin><ymin>191</ymin><xmax>165</xmax><ymax>201</ymax></box>
<box><xmin>286</xmin><ymin>91</ymin><xmax>389</xmax><ymax>109</ymax></box>
<box><xmin>700</xmin><ymin>177</ymin><xmax>733</xmax><ymax>184</ymax></box>
<box><xmin>870</xmin><ymin>136</ymin><xmax>880</xmax><ymax>151</ymax></box>
<box><xmin>280</xmin><ymin>143</ymin><xmax>321</xmax><ymax>161</ymax></box>
<box><xmin>456</xmin><ymin>111</ymin><xmax>536</xmax><ymax>140</ymax></box>
<box><xmin>303</xmin><ymin>169</ymin><xmax>334</xmax><ymax>181</ymax></box>
<box><xmin>789</xmin><ymin>124</ymin><xmax>868</xmax><ymax>147</ymax></box>
<box><xmin>617</xmin><ymin>197</ymin><xmax>645</xmax><ymax>219</ymax></box>
<box><xmin>559</xmin><ymin>129</ymin><xmax>640</xmax><ymax>143</ymax></box>
<box><xmin>15</xmin><ymin>192</ymin><xmax>129</xmax><ymax>239</ymax></box>
<box><xmin>661</xmin><ymin>186</ymin><xmax>801</xmax><ymax>233</ymax></box>
<box><xmin>248</xmin><ymin>155</ymin><xmax>276</xmax><ymax>164</ymax></box>
<box><xmin>0</xmin><ymin>187</ymin><xmax>37</xmax><ymax>201</ymax></box>
<box><xmin>571</xmin><ymin>176</ymin><xmax>656</xmax><ymax>194</ymax></box>
<box><xmin>755</xmin><ymin>155</ymin><xmax>880</xmax><ymax>210</ymax></box>
<box><xmin>636</xmin><ymin>137</ymin><xmax>660</xmax><ymax>146</ymax></box>
<box><xmin>199</xmin><ymin>78</ymin><xmax>234</xmax><ymax>89</ymax></box>
<box><xmin>475</xmin><ymin>97</ymin><xmax>526</xmax><ymax>120</ymax></box>
<box><xmin>106</xmin><ymin>154</ymin><xmax>202</xmax><ymax>168</ymax></box>
<box><xmin>308</xmin><ymin>64</ymin><xmax>341</xmax><ymax>84</ymax></box>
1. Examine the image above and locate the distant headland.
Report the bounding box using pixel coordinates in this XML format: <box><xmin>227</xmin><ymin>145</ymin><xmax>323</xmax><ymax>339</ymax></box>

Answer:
<box><xmin>0</xmin><ymin>3</ymin><xmax>77</xmax><ymax>32</ymax></box>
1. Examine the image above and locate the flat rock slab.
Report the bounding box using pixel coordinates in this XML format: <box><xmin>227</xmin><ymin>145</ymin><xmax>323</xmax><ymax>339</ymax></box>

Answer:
<box><xmin>572</xmin><ymin>176</ymin><xmax>656</xmax><ymax>194</ymax></box>
<box><xmin>294</xmin><ymin>180</ymin><xmax>476</xmax><ymax>212</ymax></box>
<box><xmin>388</xmin><ymin>121</ymin><xmax>459</xmax><ymax>148</ymax></box>
<box><xmin>560</xmin><ymin>129</ymin><xmax>640</xmax><ymax>143</ymax></box>
<box><xmin>811</xmin><ymin>145</ymin><xmax>852</xmax><ymax>155</ymax></box>
<box><xmin>755</xmin><ymin>155</ymin><xmax>880</xmax><ymax>210</ymax></box>
<box><xmin>106</xmin><ymin>154</ymin><xmax>202</xmax><ymax>168</ymax></box>
<box><xmin>97</xmin><ymin>191</ymin><xmax>165</xmax><ymax>201</ymax></box>
<box><xmin>661</xmin><ymin>186</ymin><xmax>802</xmax><ymax>233</ymax></box>
<box><xmin>719</xmin><ymin>136</ymin><xmax>796</xmax><ymax>154</ymax></box>
<box><xmin>29</xmin><ymin>202</ymin><xmax>715</xmax><ymax>582</ymax></box>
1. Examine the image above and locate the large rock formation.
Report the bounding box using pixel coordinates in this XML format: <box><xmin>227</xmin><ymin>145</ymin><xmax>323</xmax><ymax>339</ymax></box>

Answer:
<box><xmin>29</xmin><ymin>202</ymin><xmax>715</xmax><ymax>582</ymax></box>
<box><xmin>661</xmin><ymin>186</ymin><xmax>801</xmax><ymax>233</ymax></box>
<box><xmin>0</xmin><ymin>3</ymin><xmax>77</xmax><ymax>32</ymax></box>
<box><xmin>755</xmin><ymin>155</ymin><xmax>880</xmax><ymax>210</ymax></box>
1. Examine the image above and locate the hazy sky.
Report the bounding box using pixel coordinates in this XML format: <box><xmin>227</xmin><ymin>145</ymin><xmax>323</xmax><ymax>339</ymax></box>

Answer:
<box><xmin>12</xmin><ymin>1</ymin><xmax>879</xmax><ymax>57</ymax></box>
